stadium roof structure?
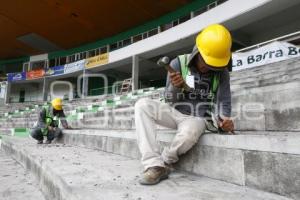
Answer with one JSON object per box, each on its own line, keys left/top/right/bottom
{"left": 0, "top": 0, "right": 201, "bottom": 61}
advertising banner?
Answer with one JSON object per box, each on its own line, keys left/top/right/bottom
{"left": 26, "top": 69, "right": 45, "bottom": 80}
{"left": 232, "top": 41, "right": 300, "bottom": 71}
{"left": 7, "top": 72, "right": 26, "bottom": 82}
{"left": 45, "top": 65, "right": 65, "bottom": 76}
{"left": 85, "top": 53, "right": 109, "bottom": 68}
{"left": 64, "top": 60, "right": 85, "bottom": 74}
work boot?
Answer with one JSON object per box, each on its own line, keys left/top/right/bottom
{"left": 37, "top": 140, "right": 43, "bottom": 144}
{"left": 139, "top": 166, "right": 169, "bottom": 185}
{"left": 164, "top": 162, "right": 175, "bottom": 172}
{"left": 45, "top": 140, "right": 52, "bottom": 144}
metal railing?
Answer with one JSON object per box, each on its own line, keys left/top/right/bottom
{"left": 9, "top": 95, "right": 43, "bottom": 103}
{"left": 89, "top": 86, "right": 115, "bottom": 96}
{"left": 48, "top": 0, "right": 227, "bottom": 67}
{"left": 236, "top": 30, "right": 300, "bottom": 53}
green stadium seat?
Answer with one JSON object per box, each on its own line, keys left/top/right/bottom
{"left": 101, "top": 99, "right": 115, "bottom": 107}
{"left": 76, "top": 107, "right": 86, "bottom": 113}
{"left": 13, "top": 128, "right": 29, "bottom": 138}
{"left": 87, "top": 105, "right": 100, "bottom": 112}
{"left": 66, "top": 114, "right": 80, "bottom": 121}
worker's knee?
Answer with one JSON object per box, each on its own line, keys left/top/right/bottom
{"left": 30, "top": 129, "right": 42, "bottom": 139}
{"left": 181, "top": 131, "right": 199, "bottom": 147}
{"left": 135, "top": 98, "right": 151, "bottom": 111}
{"left": 135, "top": 98, "right": 158, "bottom": 115}
{"left": 30, "top": 128, "right": 38, "bottom": 136}
{"left": 180, "top": 119, "right": 206, "bottom": 141}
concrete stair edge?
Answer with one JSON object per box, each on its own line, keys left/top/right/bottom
{"left": 60, "top": 129, "right": 300, "bottom": 199}
{"left": 0, "top": 136, "right": 295, "bottom": 200}
{"left": 62, "top": 129, "right": 300, "bottom": 156}
{"left": 0, "top": 139, "right": 79, "bottom": 200}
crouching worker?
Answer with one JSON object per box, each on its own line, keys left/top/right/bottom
{"left": 135, "top": 24, "right": 234, "bottom": 185}
{"left": 30, "top": 98, "right": 71, "bottom": 144}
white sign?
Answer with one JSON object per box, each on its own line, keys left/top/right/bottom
{"left": 0, "top": 82, "right": 6, "bottom": 99}
{"left": 30, "top": 53, "right": 48, "bottom": 62}
{"left": 232, "top": 41, "right": 300, "bottom": 71}
{"left": 64, "top": 60, "right": 85, "bottom": 74}
{"left": 186, "top": 75, "right": 195, "bottom": 88}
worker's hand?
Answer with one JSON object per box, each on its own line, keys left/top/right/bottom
{"left": 170, "top": 72, "right": 184, "bottom": 88}
{"left": 218, "top": 117, "right": 234, "bottom": 134}
{"left": 48, "top": 126, "right": 54, "bottom": 131}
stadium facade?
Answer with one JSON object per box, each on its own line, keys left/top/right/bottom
{"left": 1, "top": 0, "right": 300, "bottom": 103}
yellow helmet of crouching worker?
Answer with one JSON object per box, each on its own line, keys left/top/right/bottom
{"left": 51, "top": 98, "right": 63, "bottom": 111}
{"left": 196, "top": 24, "right": 232, "bottom": 68}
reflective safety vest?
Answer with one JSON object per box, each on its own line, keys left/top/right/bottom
{"left": 177, "top": 54, "right": 220, "bottom": 105}
{"left": 178, "top": 54, "right": 223, "bottom": 132}
{"left": 41, "top": 106, "right": 59, "bottom": 136}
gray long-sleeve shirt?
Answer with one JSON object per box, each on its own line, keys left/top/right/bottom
{"left": 36, "top": 107, "right": 68, "bottom": 129}
{"left": 164, "top": 57, "right": 232, "bottom": 118}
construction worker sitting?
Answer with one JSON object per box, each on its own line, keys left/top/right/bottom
{"left": 135, "top": 24, "right": 234, "bottom": 185}
{"left": 30, "top": 98, "right": 71, "bottom": 144}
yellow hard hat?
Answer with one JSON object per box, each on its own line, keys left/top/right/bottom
{"left": 51, "top": 98, "right": 63, "bottom": 111}
{"left": 196, "top": 24, "right": 232, "bottom": 67}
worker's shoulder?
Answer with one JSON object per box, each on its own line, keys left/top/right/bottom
{"left": 217, "top": 68, "right": 230, "bottom": 82}
{"left": 220, "top": 68, "right": 229, "bottom": 75}
{"left": 38, "top": 106, "right": 48, "bottom": 113}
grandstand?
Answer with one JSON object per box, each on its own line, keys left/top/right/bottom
{"left": 0, "top": 0, "right": 300, "bottom": 199}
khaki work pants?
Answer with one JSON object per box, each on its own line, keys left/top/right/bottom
{"left": 135, "top": 98, "right": 206, "bottom": 170}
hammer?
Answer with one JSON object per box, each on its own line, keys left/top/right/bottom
{"left": 157, "top": 56, "right": 192, "bottom": 92}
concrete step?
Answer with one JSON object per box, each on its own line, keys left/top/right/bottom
{"left": 231, "top": 71, "right": 300, "bottom": 90}
{"left": 230, "top": 62, "right": 300, "bottom": 84}
{"left": 0, "top": 122, "right": 35, "bottom": 129}
{"left": 4, "top": 117, "right": 38, "bottom": 123}
{"left": 3, "top": 93, "right": 298, "bottom": 132}
{"left": 0, "top": 150, "right": 45, "bottom": 200}
{"left": 231, "top": 80, "right": 300, "bottom": 131}
{"left": 230, "top": 57, "right": 300, "bottom": 81}
{"left": 63, "top": 64, "right": 300, "bottom": 132}
{"left": 70, "top": 96, "right": 300, "bottom": 131}
{"left": 69, "top": 117, "right": 169, "bottom": 130}
{"left": 60, "top": 129, "right": 300, "bottom": 200}
{"left": 0, "top": 128, "right": 13, "bottom": 135}
{"left": 0, "top": 136, "right": 293, "bottom": 200}
{"left": 6, "top": 113, "right": 38, "bottom": 119}
{"left": 2, "top": 86, "right": 300, "bottom": 131}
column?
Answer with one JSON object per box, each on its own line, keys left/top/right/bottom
{"left": 4, "top": 82, "right": 11, "bottom": 104}
{"left": 42, "top": 77, "right": 49, "bottom": 101}
{"left": 82, "top": 69, "right": 89, "bottom": 98}
{"left": 132, "top": 55, "right": 139, "bottom": 91}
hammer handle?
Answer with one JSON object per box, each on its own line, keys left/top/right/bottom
{"left": 164, "top": 65, "right": 191, "bottom": 92}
